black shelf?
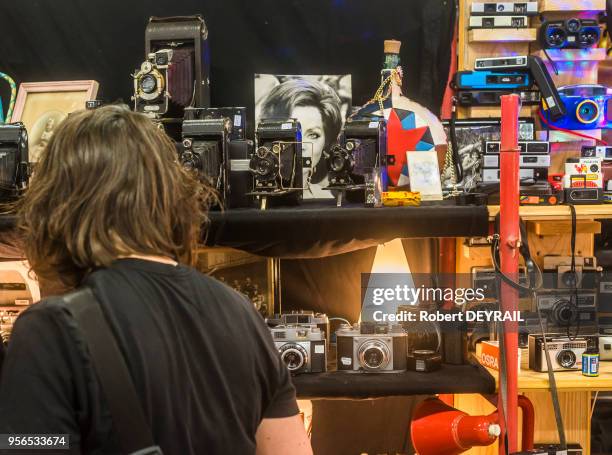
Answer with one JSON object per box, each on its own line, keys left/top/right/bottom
{"left": 292, "top": 363, "right": 495, "bottom": 399}
{"left": 206, "top": 201, "right": 489, "bottom": 258}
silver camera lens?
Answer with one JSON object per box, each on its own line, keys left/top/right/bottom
{"left": 272, "top": 144, "right": 282, "bottom": 154}
{"left": 556, "top": 349, "right": 577, "bottom": 369}
{"left": 279, "top": 344, "right": 308, "bottom": 372}
{"left": 358, "top": 339, "right": 390, "bottom": 370}
{"left": 139, "top": 74, "right": 157, "bottom": 94}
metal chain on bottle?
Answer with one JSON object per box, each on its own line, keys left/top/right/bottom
{"left": 363, "top": 68, "right": 401, "bottom": 113}
{"left": 0, "top": 72, "right": 17, "bottom": 123}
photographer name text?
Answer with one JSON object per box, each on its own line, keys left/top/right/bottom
{"left": 373, "top": 310, "right": 525, "bottom": 323}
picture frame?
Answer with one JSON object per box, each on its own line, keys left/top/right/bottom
{"left": 10, "top": 80, "right": 99, "bottom": 163}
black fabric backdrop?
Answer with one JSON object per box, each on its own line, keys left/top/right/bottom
{"left": 0, "top": 0, "right": 454, "bottom": 132}
{"left": 0, "top": 2, "right": 456, "bottom": 454}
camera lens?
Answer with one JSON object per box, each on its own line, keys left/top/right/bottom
{"left": 566, "top": 19, "right": 581, "bottom": 33}
{"left": 139, "top": 74, "right": 157, "bottom": 94}
{"left": 279, "top": 344, "right": 307, "bottom": 372}
{"left": 580, "top": 29, "right": 599, "bottom": 46}
{"left": 546, "top": 26, "right": 567, "bottom": 48}
{"left": 180, "top": 151, "right": 201, "bottom": 172}
{"left": 156, "top": 53, "right": 169, "bottom": 66}
{"left": 553, "top": 300, "right": 577, "bottom": 325}
{"left": 358, "top": 339, "right": 390, "bottom": 370}
{"left": 576, "top": 100, "right": 600, "bottom": 124}
{"left": 346, "top": 141, "right": 355, "bottom": 151}
{"left": 561, "top": 270, "right": 579, "bottom": 288}
{"left": 331, "top": 154, "right": 347, "bottom": 172}
{"left": 556, "top": 349, "right": 577, "bottom": 369}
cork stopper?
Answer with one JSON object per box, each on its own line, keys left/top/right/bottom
{"left": 384, "top": 40, "right": 401, "bottom": 55}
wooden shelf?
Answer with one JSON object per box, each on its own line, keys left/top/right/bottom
{"left": 463, "top": 105, "right": 535, "bottom": 119}
{"left": 534, "top": 48, "right": 608, "bottom": 62}
{"left": 540, "top": 0, "right": 606, "bottom": 12}
{"left": 535, "top": 129, "right": 602, "bottom": 143}
{"left": 468, "top": 28, "right": 537, "bottom": 43}
{"left": 483, "top": 361, "right": 612, "bottom": 392}
{"left": 488, "top": 204, "right": 612, "bottom": 221}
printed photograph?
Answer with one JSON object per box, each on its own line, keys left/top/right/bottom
{"left": 255, "top": 74, "right": 352, "bottom": 199}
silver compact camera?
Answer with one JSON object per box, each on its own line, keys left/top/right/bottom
{"left": 531, "top": 290, "right": 598, "bottom": 336}
{"left": 336, "top": 323, "right": 408, "bottom": 372}
{"left": 270, "top": 325, "right": 326, "bottom": 374}
{"left": 528, "top": 334, "right": 589, "bottom": 371}
{"left": 542, "top": 255, "right": 601, "bottom": 289}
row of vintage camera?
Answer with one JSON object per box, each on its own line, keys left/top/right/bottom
{"left": 266, "top": 311, "right": 455, "bottom": 375}
{"left": 177, "top": 107, "right": 384, "bottom": 208}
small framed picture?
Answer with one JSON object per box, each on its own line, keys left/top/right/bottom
{"left": 10, "top": 80, "right": 99, "bottom": 163}
{"left": 406, "top": 151, "right": 443, "bottom": 201}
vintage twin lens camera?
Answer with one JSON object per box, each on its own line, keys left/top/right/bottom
{"left": 542, "top": 256, "right": 601, "bottom": 289}
{"left": 0, "top": 123, "right": 29, "bottom": 201}
{"left": 180, "top": 112, "right": 232, "bottom": 201}
{"left": 270, "top": 325, "right": 326, "bottom": 374}
{"left": 250, "top": 119, "right": 302, "bottom": 206}
{"left": 133, "top": 49, "right": 174, "bottom": 117}
{"left": 528, "top": 334, "right": 589, "bottom": 371}
{"left": 326, "top": 119, "right": 386, "bottom": 188}
{"left": 336, "top": 323, "right": 407, "bottom": 372}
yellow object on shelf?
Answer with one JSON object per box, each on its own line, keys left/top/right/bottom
{"left": 382, "top": 191, "right": 421, "bottom": 207}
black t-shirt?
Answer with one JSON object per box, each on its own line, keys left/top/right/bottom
{"left": 0, "top": 258, "right": 299, "bottom": 454}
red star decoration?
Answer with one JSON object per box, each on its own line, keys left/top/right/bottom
{"left": 386, "top": 109, "right": 428, "bottom": 186}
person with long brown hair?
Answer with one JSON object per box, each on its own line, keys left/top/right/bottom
{"left": 0, "top": 106, "right": 312, "bottom": 455}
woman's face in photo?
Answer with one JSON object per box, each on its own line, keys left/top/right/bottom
{"left": 291, "top": 105, "right": 326, "bottom": 166}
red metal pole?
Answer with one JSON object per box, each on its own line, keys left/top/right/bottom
{"left": 498, "top": 94, "right": 521, "bottom": 454}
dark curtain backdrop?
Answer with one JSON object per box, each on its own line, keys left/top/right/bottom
{"left": 0, "top": 2, "right": 455, "bottom": 454}
{"left": 0, "top": 0, "right": 455, "bottom": 132}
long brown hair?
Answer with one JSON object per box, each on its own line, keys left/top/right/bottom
{"left": 18, "top": 105, "right": 211, "bottom": 287}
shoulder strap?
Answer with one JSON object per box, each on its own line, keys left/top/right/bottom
{"left": 64, "top": 287, "right": 163, "bottom": 455}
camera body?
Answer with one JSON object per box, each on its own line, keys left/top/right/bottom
{"left": 336, "top": 323, "right": 407, "bottom": 372}
{"left": 250, "top": 119, "right": 303, "bottom": 203}
{"left": 542, "top": 255, "right": 600, "bottom": 290}
{"left": 544, "top": 85, "right": 612, "bottom": 131}
{"left": 145, "top": 15, "right": 211, "bottom": 110}
{"left": 133, "top": 49, "right": 174, "bottom": 117}
{"left": 266, "top": 311, "right": 330, "bottom": 343}
{"left": 326, "top": 119, "right": 386, "bottom": 188}
{"left": 270, "top": 325, "right": 326, "bottom": 374}
{"left": 540, "top": 18, "right": 600, "bottom": 49}
{"left": 528, "top": 334, "right": 589, "bottom": 371}
{"left": 532, "top": 290, "right": 598, "bottom": 332}
{"left": 180, "top": 115, "right": 231, "bottom": 202}
{"left": 0, "top": 123, "right": 29, "bottom": 201}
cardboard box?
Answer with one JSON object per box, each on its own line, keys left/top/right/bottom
{"left": 479, "top": 340, "right": 523, "bottom": 371}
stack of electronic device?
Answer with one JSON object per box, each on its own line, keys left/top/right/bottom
{"left": 454, "top": 54, "right": 563, "bottom": 115}
{"left": 481, "top": 139, "right": 562, "bottom": 205}
{"left": 469, "top": 2, "right": 537, "bottom": 30}
{"left": 581, "top": 145, "right": 612, "bottom": 203}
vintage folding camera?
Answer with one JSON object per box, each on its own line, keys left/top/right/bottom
{"left": 540, "top": 18, "right": 600, "bottom": 49}
{"left": 270, "top": 325, "right": 326, "bottom": 374}
{"left": 266, "top": 311, "right": 330, "bottom": 343}
{"left": 144, "top": 15, "right": 211, "bottom": 109}
{"left": 542, "top": 256, "right": 601, "bottom": 290}
{"left": 180, "top": 115, "right": 231, "bottom": 202}
{"left": 528, "top": 290, "right": 598, "bottom": 336}
{"left": 336, "top": 322, "right": 407, "bottom": 372}
{"left": 249, "top": 119, "right": 302, "bottom": 207}
{"left": 133, "top": 49, "right": 175, "bottom": 118}
{"left": 528, "top": 334, "right": 589, "bottom": 371}
{"left": 325, "top": 118, "right": 386, "bottom": 188}
{"left": 0, "top": 123, "right": 29, "bottom": 202}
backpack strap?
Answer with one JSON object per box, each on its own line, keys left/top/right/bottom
{"left": 64, "top": 287, "right": 163, "bottom": 455}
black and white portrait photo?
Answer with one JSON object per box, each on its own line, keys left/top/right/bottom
{"left": 255, "top": 74, "right": 352, "bottom": 199}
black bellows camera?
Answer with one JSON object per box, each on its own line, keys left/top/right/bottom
{"left": 181, "top": 114, "right": 231, "bottom": 200}
{"left": 181, "top": 107, "right": 253, "bottom": 208}
{"left": 0, "top": 123, "right": 29, "bottom": 201}
{"left": 249, "top": 119, "right": 302, "bottom": 207}
{"left": 326, "top": 118, "right": 386, "bottom": 188}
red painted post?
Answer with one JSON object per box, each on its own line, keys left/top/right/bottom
{"left": 499, "top": 94, "right": 521, "bottom": 454}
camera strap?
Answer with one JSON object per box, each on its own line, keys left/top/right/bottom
{"left": 63, "top": 288, "right": 163, "bottom": 455}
